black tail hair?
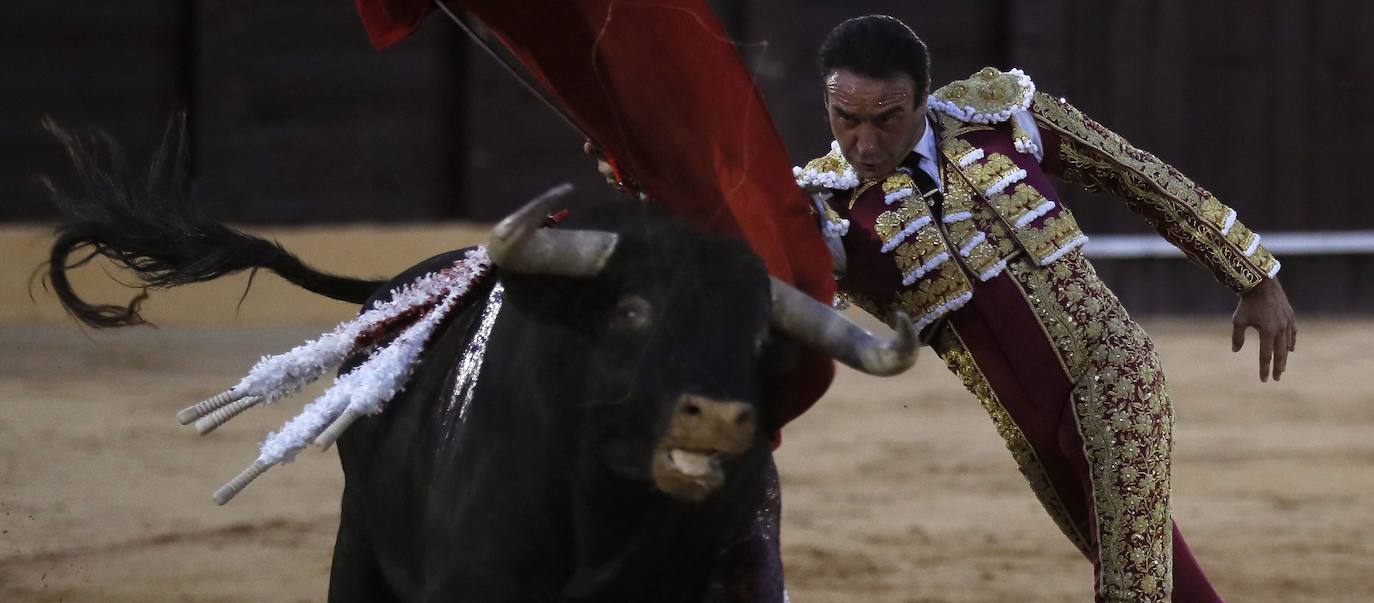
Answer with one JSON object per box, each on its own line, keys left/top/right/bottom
{"left": 40, "top": 113, "right": 386, "bottom": 328}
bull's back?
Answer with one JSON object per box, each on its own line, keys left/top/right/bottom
{"left": 331, "top": 248, "right": 499, "bottom": 599}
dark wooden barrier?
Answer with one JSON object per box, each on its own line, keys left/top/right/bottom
{"left": 2, "top": 1, "right": 1367, "bottom": 311}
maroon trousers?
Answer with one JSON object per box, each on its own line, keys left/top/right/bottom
{"left": 939, "top": 262, "right": 1224, "bottom": 602}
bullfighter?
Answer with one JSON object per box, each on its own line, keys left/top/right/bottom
{"left": 791, "top": 15, "right": 1297, "bottom": 602}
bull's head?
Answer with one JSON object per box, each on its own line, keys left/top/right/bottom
{"left": 490, "top": 185, "right": 915, "bottom": 503}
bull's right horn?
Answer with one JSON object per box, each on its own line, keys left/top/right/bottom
{"left": 488, "top": 183, "right": 619, "bottom": 277}
{"left": 769, "top": 277, "right": 917, "bottom": 376}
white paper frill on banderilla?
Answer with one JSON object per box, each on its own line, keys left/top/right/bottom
{"left": 174, "top": 246, "right": 493, "bottom": 505}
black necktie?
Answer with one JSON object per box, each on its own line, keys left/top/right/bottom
{"left": 899, "top": 152, "right": 944, "bottom": 219}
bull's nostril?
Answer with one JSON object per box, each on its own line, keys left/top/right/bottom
{"left": 682, "top": 403, "right": 702, "bottom": 416}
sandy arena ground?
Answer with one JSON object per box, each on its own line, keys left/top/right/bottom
{"left": 0, "top": 224, "right": 1371, "bottom": 602}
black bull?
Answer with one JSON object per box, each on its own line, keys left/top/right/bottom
{"left": 330, "top": 198, "right": 917, "bottom": 601}
{"left": 40, "top": 123, "right": 917, "bottom": 602}
{"left": 335, "top": 205, "right": 778, "bottom": 601}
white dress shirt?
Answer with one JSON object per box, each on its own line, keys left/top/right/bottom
{"left": 825, "top": 111, "right": 1046, "bottom": 276}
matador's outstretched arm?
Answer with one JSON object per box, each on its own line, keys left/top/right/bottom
{"left": 1030, "top": 92, "right": 1297, "bottom": 381}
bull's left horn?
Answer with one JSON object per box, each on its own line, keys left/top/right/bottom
{"left": 488, "top": 183, "right": 619, "bottom": 277}
{"left": 769, "top": 277, "right": 917, "bottom": 376}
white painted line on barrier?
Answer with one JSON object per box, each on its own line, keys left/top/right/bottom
{"left": 1082, "top": 231, "right": 1374, "bottom": 258}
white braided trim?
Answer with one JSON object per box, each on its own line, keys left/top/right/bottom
{"left": 230, "top": 248, "right": 491, "bottom": 405}
{"left": 942, "top": 211, "right": 974, "bottom": 224}
{"left": 913, "top": 291, "right": 974, "bottom": 332}
{"left": 956, "top": 147, "right": 985, "bottom": 167}
{"left": 1013, "top": 200, "right": 1057, "bottom": 229}
{"left": 983, "top": 168, "right": 1028, "bottom": 196}
{"left": 258, "top": 286, "right": 466, "bottom": 466}
{"left": 1038, "top": 234, "right": 1090, "bottom": 266}
{"left": 959, "top": 231, "right": 988, "bottom": 256}
{"left": 1266, "top": 259, "right": 1282, "bottom": 279}
{"left": 1244, "top": 233, "right": 1262, "bottom": 256}
{"left": 822, "top": 217, "right": 850, "bottom": 238}
{"left": 793, "top": 165, "right": 859, "bottom": 191}
{"left": 900, "top": 251, "right": 951, "bottom": 286}
{"left": 926, "top": 69, "right": 1036, "bottom": 124}
{"left": 885, "top": 188, "right": 914, "bottom": 205}
{"left": 793, "top": 141, "right": 859, "bottom": 190}
{"left": 1014, "top": 136, "right": 1041, "bottom": 156}
{"left": 1220, "top": 208, "right": 1238, "bottom": 235}
{"left": 880, "top": 215, "right": 933, "bottom": 253}
{"left": 978, "top": 258, "right": 1010, "bottom": 282}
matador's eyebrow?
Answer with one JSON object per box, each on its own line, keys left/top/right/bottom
{"left": 829, "top": 105, "right": 904, "bottom": 123}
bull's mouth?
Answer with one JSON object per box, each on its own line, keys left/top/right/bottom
{"left": 649, "top": 395, "right": 757, "bottom": 502}
{"left": 651, "top": 446, "right": 730, "bottom": 502}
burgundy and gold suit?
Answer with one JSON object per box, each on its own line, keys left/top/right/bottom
{"left": 796, "top": 67, "right": 1280, "bottom": 602}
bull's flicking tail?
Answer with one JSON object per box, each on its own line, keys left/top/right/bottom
{"left": 41, "top": 114, "right": 385, "bottom": 328}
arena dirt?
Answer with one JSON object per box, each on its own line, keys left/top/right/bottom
{"left": 1, "top": 225, "right": 1369, "bottom": 602}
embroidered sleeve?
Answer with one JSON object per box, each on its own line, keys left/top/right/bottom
{"left": 1030, "top": 92, "right": 1280, "bottom": 293}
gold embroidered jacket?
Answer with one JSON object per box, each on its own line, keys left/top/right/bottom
{"left": 794, "top": 67, "right": 1280, "bottom": 333}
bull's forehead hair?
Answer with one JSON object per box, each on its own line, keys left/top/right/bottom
{"left": 562, "top": 204, "right": 754, "bottom": 255}
{"left": 558, "top": 203, "right": 767, "bottom": 289}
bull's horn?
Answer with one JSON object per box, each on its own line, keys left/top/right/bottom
{"left": 769, "top": 277, "right": 917, "bottom": 376}
{"left": 488, "top": 183, "right": 619, "bottom": 277}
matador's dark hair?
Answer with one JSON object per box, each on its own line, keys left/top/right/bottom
{"left": 818, "top": 15, "right": 932, "bottom": 97}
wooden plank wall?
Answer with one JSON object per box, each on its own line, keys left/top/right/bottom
{"left": 191, "top": 2, "right": 463, "bottom": 223}
{"left": 1, "top": 1, "right": 1367, "bottom": 312}
{"left": 0, "top": 3, "right": 186, "bottom": 221}
{"left": 1, "top": 2, "right": 465, "bottom": 224}
{"left": 1002, "top": 1, "right": 1373, "bottom": 313}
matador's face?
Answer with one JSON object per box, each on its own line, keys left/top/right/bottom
{"left": 824, "top": 69, "right": 926, "bottom": 181}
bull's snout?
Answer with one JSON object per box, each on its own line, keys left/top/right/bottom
{"left": 651, "top": 395, "right": 759, "bottom": 502}
{"left": 672, "top": 397, "right": 756, "bottom": 451}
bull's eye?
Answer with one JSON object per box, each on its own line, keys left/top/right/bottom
{"left": 611, "top": 295, "right": 653, "bottom": 330}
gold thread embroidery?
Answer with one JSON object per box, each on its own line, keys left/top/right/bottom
{"left": 1032, "top": 91, "right": 1277, "bottom": 291}
{"left": 873, "top": 172, "right": 929, "bottom": 241}
{"left": 942, "top": 138, "right": 976, "bottom": 161}
{"left": 991, "top": 183, "right": 1047, "bottom": 224}
{"left": 942, "top": 155, "right": 1024, "bottom": 259}
{"left": 1019, "top": 213, "right": 1085, "bottom": 262}
{"left": 962, "top": 153, "right": 1021, "bottom": 193}
{"left": 931, "top": 66, "right": 1032, "bottom": 120}
{"left": 847, "top": 179, "right": 880, "bottom": 210}
{"left": 941, "top": 170, "right": 977, "bottom": 217}
{"left": 1023, "top": 253, "right": 1176, "bottom": 601}
{"left": 895, "top": 264, "right": 970, "bottom": 312}
{"left": 931, "top": 325, "right": 1091, "bottom": 557}
{"left": 935, "top": 111, "right": 996, "bottom": 140}
{"left": 893, "top": 229, "right": 947, "bottom": 273}
{"left": 1006, "top": 260, "right": 1086, "bottom": 380}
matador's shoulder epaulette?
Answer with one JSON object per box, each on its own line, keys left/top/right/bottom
{"left": 929, "top": 66, "right": 1035, "bottom": 125}
{"left": 793, "top": 140, "right": 860, "bottom": 192}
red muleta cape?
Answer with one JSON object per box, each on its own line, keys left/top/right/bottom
{"left": 356, "top": 0, "right": 836, "bottom": 431}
